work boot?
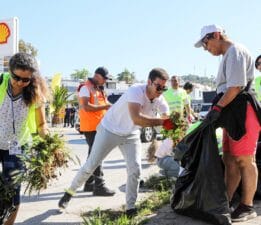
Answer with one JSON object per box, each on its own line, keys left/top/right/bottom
{"left": 231, "top": 203, "right": 257, "bottom": 222}
{"left": 93, "top": 186, "right": 115, "bottom": 196}
{"left": 58, "top": 192, "right": 72, "bottom": 209}
{"left": 83, "top": 182, "right": 94, "bottom": 192}
{"left": 125, "top": 208, "right": 138, "bottom": 218}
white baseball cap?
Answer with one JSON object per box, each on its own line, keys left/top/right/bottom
{"left": 194, "top": 24, "right": 225, "bottom": 48}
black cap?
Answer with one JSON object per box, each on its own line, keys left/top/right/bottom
{"left": 95, "top": 67, "right": 109, "bottom": 79}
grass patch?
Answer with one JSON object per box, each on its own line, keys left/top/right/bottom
{"left": 82, "top": 175, "right": 175, "bottom": 225}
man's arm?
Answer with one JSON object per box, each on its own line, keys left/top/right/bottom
{"left": 128, "top": 102, "right": 165, "bottom": 127}
{"left": 80, "top": 97, "right": 110, "bottom": 112}
{"left": 216, "top": 86, "right": 242, "bottom": 107}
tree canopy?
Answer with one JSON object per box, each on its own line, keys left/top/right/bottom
{"left": 19, "top": 39, "right": 38, "bottom": 57}
{"left": 117, "top": 69, "right": 136, "bottom": 84}
{"left": 70, "top": 68, "right": 90, "bottom": 81}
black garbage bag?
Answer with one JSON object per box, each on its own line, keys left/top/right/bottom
{"left": 171, "top": 122, "right": 231, "bottom": 225}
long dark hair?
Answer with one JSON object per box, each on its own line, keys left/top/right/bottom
{"left": 9, "top": 53, "right": 49, "bottom": 106}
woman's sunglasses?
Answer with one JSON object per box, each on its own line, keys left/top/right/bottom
{"left": 11, "top": 72, "right": 32, "bottom": 83}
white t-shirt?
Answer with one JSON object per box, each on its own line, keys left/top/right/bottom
{"left": 216, "top": 43, "right": 254, "bottom": 94}
{"left": 155, "top": 138, "right": 174, "bottom": 158}
{"left": 79, "top": 86, "right": 90, "bottom": 98}
{"left": 0, "top": 83, "right": 29, "bottom": 150}
{"left": 101, "top": 84, "right": 169, "bottom": 136}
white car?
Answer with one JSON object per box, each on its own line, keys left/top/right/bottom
{"left": 199, "top": 103, "right": 212, "bottom": 120}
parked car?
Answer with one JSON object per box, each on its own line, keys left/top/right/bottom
{"left": 199, "top": 103, "right": 211, "bottom": 120}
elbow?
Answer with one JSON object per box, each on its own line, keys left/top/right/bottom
{"left": 132, "top": 117, "right": 142, "bottom": 126}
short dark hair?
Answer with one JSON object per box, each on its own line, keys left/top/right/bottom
{"left": 9, "top": 52, "right": 38, "bottom": 74}
{"left": 148, "top": 68, "right": 169, "bottom": 82}
{"left": 183, "top": 81, "right": 193, "bottom": 90}
{"left": 255, "top": 55, "right": 261, "bottom": 69}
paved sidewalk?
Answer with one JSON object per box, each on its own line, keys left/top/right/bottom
{"left": 145, "top": 202, "right": 261, "bottom": 225}
{"left": 15, "top": 127, "right": 158, "bottom": 225}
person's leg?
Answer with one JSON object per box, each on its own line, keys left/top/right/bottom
{"left": 119, "top": 133, "right": 141, "bottom": 211}
{"left": 2, "top": 151, "right": 24, "bottom": 225}
{"left": 83, "top": 131, "right": 97, "bottom": 190}
{"left": 157, "top": 156, "right": 180, "bottom": 178}
{"left": 226, "top": 104, "right": 260, "bottom": 222}
{"left": 223, "top": 152, "right": 241, "bottom": 202}
{"left": 59, "top": 125, "right": 120, "bottom": 208}
{"left": 236, "top": 155, "right": 258, "bottom": 205}
{"left": 70, "top": 125, "right": 120, "bottom": 191}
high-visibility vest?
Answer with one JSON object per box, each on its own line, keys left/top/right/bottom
{"left": 254, "top": 76, "right": 261, "bottom": 102}
{"left": 163, "top": 88, "right": 187, "bottom": 115}
{"left": 79, "top": 80, "right": 107, "bottom": 131}
{"left": 0, "top": 73, "right": 36, "bottom": 146}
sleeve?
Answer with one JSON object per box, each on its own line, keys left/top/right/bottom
{"left": 126, "top": 86, "right": 144, "bottom": 105}
{"left": 79, "top": 86, "right": 90, "bottom": 98}
{"left": 225, "top": 48, "right": 247, "bottom": 88}
{"left": 157, "top": 96, "right": 170, "bottom": 115}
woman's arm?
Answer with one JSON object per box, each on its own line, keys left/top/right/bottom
{"left": 35, "top": 104, "right": 49, "bottom": 137}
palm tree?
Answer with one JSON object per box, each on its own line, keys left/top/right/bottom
{"left": 117, "top": 69, "right": 136, "bottom": 84}
{"left": 51, "top": 86, "right": 72, "bottom": 126}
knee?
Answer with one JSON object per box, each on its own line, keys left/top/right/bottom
{"left": 128, "top": 166, "right": 141, "bottom": 178}
{"left": 235, "top": 156, "right": 256, "bottom": 169}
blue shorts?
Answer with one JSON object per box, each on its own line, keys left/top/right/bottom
{"left": 0, "top": 149, "right": 25, "bottom": 205}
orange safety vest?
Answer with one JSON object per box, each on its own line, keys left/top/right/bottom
{"left": 79, "top": 80, "right": 107, "bottom": 131}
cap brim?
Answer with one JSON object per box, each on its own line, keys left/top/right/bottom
{"left": 194, "top": 39, "right": 203, "bottom": 48}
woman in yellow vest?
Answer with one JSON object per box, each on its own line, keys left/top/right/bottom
{"left": 0, "top": 53, "right": 49, "bottom": 225}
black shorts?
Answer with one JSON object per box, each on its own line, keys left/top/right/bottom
{"left": 0, "top": 149, "right": 25, "bottom": 205}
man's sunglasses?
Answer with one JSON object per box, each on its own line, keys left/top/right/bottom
{"left": 152, "top": 82, "right": 168, "bottom": 92}
{"left": 11, "top": 72, "right": 32, "bottom": 83}
{"left": 201, "top": 33, "right": 214, "bottom": 48}
{"left": 256, "top": 62, "right": 261, "bottom": 67}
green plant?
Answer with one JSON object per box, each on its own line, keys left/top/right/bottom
{"left": 82, "top": 176, "right": 173, "bottom": 225}
{"left": 51, "top": 86, "right": 72, "bottom": 125}
{"left": 161, "top": 111, "right": 189, "bottom": 147}
{"left": 16, "top": 133, "right": 78, "bottom": 195}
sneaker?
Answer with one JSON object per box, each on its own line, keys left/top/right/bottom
{"left": 58, "top": 192, "right": 72, "bottom": 209}
{"left": 83, "top": 182, "right": 94, "bottom": 192}
{"left": 93, "top": 186, "right": 115, "bottom": 196}
{"left": 231, "top": 203, "right": 257, "bottom": 222}
{"left": 125, "top": 208, "right": 138, "bottom": 218}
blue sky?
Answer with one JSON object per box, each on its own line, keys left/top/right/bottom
{"left": 2, "top": 0, "right": 261, "bottom": 80}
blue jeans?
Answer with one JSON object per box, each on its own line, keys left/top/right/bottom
{"left": 157, "top": 156, "right": 180, "bottom": 178}
{"left": 0, "top": 150, "right": 25, "bottom": 205}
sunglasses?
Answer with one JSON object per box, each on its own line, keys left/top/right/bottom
{"left": 201, "top": 33, "right": 214, "bottom": 48}
{"left": 256, "top": 62, "right": 261, "bottom": 67}
{"left": 152, "top": 82, "right": 168, "bottom": 92}
{"left": 11, "top": 72, "right": 32, "bottom": 83}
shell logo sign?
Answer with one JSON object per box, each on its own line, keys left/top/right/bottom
{"left": 0, "top": 23, "right": 11, "bottom": 44}
{"left": 0, "top": 17, "right": 19, "bottom": 58}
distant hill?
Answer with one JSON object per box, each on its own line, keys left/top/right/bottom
{"left": 180, "top": 74, "right": 215, "bottom": 88}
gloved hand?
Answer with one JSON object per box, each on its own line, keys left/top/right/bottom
{"left": 205, "top": 104, "right": 223, "bottom": 124}
{"left": 162, "top": 118, "right": 175, "bottom": 130}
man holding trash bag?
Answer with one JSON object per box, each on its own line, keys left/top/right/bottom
{"left": 195, "top": 24, "right": 261, "bottom": 222}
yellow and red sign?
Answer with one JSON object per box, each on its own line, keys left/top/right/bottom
{"left": 0, "top": 23, "right": 10, "bottom": 44}
{"left": 0, "top": 17, "right": 19, "bottom": 58}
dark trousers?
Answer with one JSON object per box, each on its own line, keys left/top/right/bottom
{"left": 70, "top": 115, "right": 75, "bottom": 127}
{"left": 83, "top": 131, "right": 104, "bottom": 187}
{"left": 64, "top": 116, "right": 70, "bottom": 127}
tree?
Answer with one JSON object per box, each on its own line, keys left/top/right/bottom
{"left": 70, "top": 68, "right": 89, "bottom": 81}
{"left": 19, "top": 39, "right": 38, "bottom": 57}
{"left": 117, "top": 69, "right": 136, "bottom": 84}
{"left": 51, "top": 86, "right": 72, "bottom": 125}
